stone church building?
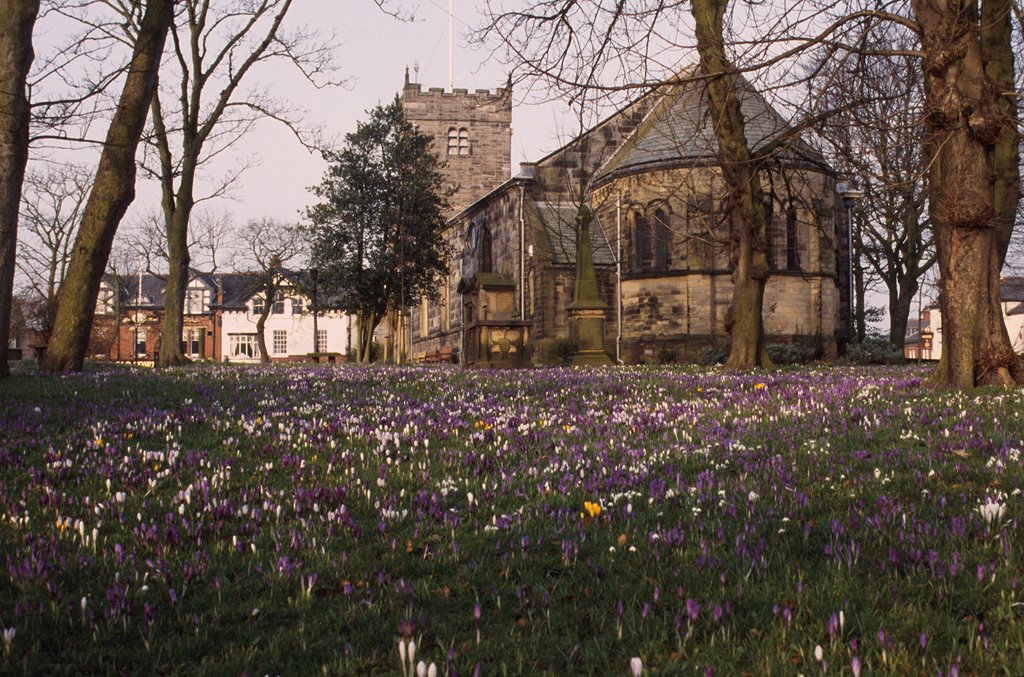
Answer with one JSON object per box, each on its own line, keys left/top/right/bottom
{"left": 403, "top": 70, "right": 850, "bottom": 366}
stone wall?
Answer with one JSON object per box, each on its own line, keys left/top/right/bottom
{"left": 401, "top": 79, "right": 512, "bottom": 217}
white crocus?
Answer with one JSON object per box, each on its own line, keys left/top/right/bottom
{"left": 978, "top": 498, "right": 1006, "bottom": 525}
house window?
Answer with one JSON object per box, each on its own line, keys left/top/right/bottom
{"left": 292, "top": 297, "right": 304, "bottom": 315}
{"left": 229, "top": 333, "right": 259, "bottom": 359}
{"left": 272, "top": 294, "right": 285, "bottom": 315}
{"left": 182, "top": 328, "right": 203, "bottom": 357}
{"left": 97, "top": 286, "right": 115, "bottom": 315}
{"left": 273, "top": 329, "right": 287, "bottom": 355}
{"left": 184, "top": 287, "right": 207, "bottom": 314}
{"left": 786, "top": 204, "right": 800, "bottom": 271}
{"left": 135, "top": 329, "right": 147, "bottom": 357}
{"left": 252, "top": 297, "right": 264, "bottom": 316}
{"left": 316, "top": 329, "right": 327, "bottom": 353}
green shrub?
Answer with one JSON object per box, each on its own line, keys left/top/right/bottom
{"left": 546, "top": 337, "right": 575, "bottom": 363}
{"left": 698, "top": 346, "right": 727, "bottom": 366}
{"left": 656, "top": 346, "right": 678, "bottom": 364}
{"left": 848, "top": 338, "right": 904, "bottom": 365}
{"left": 767, "top": 342, "right": 815, "bottom": 365}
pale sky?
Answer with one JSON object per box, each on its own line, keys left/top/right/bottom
{"left": 25, "top": 1, "right": 570, "bottom": 251}
{"left": 148, "top": 1, "right": 568, "bottom": 229}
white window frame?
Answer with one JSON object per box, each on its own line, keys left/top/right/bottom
{"left": 229, "top": 333, "right": 259, "bottom": 360}
{"left": 183, "top": 327, "right": 203, "bottom": 357}
{"left": 135, "top": 328, "right": 147, "bottom": 357}
{"left": 316, "top": 329, "right": 327, "bottom": 353}
{"left": 184, "top": 286, "right": 208, "bottom": 314}
{"left": 273, "top": 329, "right": 288, "bottom": 355}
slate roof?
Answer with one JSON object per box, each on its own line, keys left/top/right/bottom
{"left": 595, "top": 68, "right": 826, "bottom": 182}
{"left": 120, "top": 273, "right": 168, "bottom": 307}
{"left": 531, "top": 202, "right": 616, "bottom": 267}
{"left": 1001, "top": 277, "right": 1024, "bottom": 302}
{"left": 216, "top": 272, "right": 265, "bottom": 309}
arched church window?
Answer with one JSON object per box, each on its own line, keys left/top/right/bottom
{"left": 458, "top": 128, "right": 471, "bottom": 156}
{"left": 447, "top": 128, "right": 459, "bottom": 155}
{"left": 764, "top": 198, "right": 776, "bottom": 270}
{"left": 634, "top": 212, "right": 651, "bottom": 272}
{"left": 786, "top": 203, "right": 800, "bottom": 271}
{"left": 479, "top": 226, "right": 493, "bottom": 273}
{"left": 653, "top": 209, "right": 671, "bottom": 271}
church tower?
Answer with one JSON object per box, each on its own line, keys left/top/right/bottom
{"left": 401, "top": 69, "right": 513, "bottom": 217}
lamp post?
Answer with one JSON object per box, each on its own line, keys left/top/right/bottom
{"left": 837, "top": 182, "right": 863, "bottom": 340}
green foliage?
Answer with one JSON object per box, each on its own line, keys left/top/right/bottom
{"left": 2, "top": 365, "right": 1023, "bottom": 674}
{"left": 545, "top": 337, "right": 575, "bottom": 363}
{"left": 766, "top": 342, "right": 815, "bottom": 365}
{"left": 847, "top": 338, "right": 905, "bottom": 365}
{"left": 697, "top": 346, "right": 727, "bottom": 365}
{"left": 304, "top": 97, "right": 452, "bottom": 339}
{"left": 656, "top": 346, "right": 679, "bottom": 364}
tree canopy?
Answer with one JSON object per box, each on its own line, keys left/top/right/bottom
{"left": 305, "top": 97, "right": 451, "bottom": 362}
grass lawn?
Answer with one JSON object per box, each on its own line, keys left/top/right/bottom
{"left": 0, "top": 363, "right": 1021, "bottom": 675}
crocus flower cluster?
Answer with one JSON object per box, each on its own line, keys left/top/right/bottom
{"left": 0, "top": 363, "right": 1020, "bottom": 673}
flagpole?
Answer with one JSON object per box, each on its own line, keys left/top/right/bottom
{"left": 448, "top": 0, "right": 453, "bottom": 89}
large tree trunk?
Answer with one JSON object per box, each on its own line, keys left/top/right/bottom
{"left": 153, "top": 88, "right": 194, "bottom": 368}
{"left": 158, "top": 195, "right": 193, "bottom": 367}
{"left": 691, "top": 0, "right": 771, "bottom": 369}
{"left": 355, "top": 308, "right": 381, "bottom": 363}
{"left": 0, "top": 0, "right": 41, "bottom": 379}
{"left": 255, "top": 292, "right": 272, "bottom": 364}
{"left": 888, "top": 280, "right": 917, "bottom": 350}
{"left": 913, "top": 0, "right": 1021, "bottom": 387}
{"left": 41, "top": 0, "right": 174, "bottom": 373}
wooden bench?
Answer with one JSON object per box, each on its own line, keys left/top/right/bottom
{"left": 307, "top": 352, "right": 342, "bottom": 364}
{"left": 419, "top": 346, "right": 454, "bottom": 364}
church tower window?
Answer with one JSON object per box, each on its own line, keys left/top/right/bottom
{"left": 447, "top": 127, "right": 470, "bottom": 156}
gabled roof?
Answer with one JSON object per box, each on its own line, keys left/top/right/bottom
{"left": 216, "top": 272, "right": 265, "bottom": 309}
{"left": 594, "top": 67, "right": 826, "bottom": 182}
{"left": 121, "top": 273, "right": 167, "bottom": 307}
{"left": 531, "top": 201, "right": 615, "bottom": 267}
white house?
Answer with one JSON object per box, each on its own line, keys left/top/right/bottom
{"left": 906, "top": 277, "right": 1024, "bottom": 360}
{"left": 218, "top": 273, "right": 351, "bottom": 362}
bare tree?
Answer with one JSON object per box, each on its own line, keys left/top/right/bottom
{"left": 912, "top": 0, "right": 1021, "bottom": 386}
{"left": 15, "top": 163, "right": 92, "bottom": 337}
{"left": 0, "top": 0, "right": 41, "bottom": 378}
{"left": 122, "top": 206, "right": 234, "bottom": 273}
{"left": 690, "top": 0, "right": 774, "bottom": 368}
{"left": 42, "top": 0, "right": 175, "bottom": 373}
{"left": 136, "top": 0, "right": 337, "bottom": 367}
{"left": 810, "top": 36, "right": 935, "bottom": 350}
{"left": 231, "top": 217, "right": 305, "bottom": 363}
